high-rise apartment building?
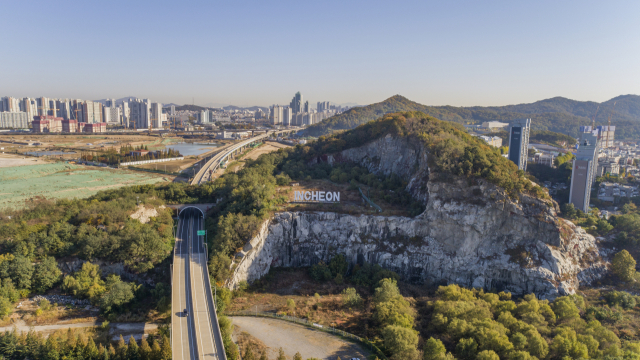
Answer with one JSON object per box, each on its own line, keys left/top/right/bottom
{"left": 199, "top": 110, "right": 209, "bottom": 124}
{"left": 129, "top": 99, "right": 150, "bottom": 129}
{"left": 0, "top": 112, "right": 29, "bottom": 128}
{"left": 122, "top": 102, "right": 130, "bottom": 127}
{"left": 1, "top": 97, "right": 20, "bottom": 112}
{"left": 290, "top": 92, "right": 304, "bottom": 114}
{"left": 317, "top": 101, "right": 330, "bottom": 112}
{"left": 103, "top": 107, "right": 112, "bottom": 124}
{"left": 105, "top": 98, "right": 115, "bottom": 108}
{"left": 150, "top": 102, "right": 163, "bottom": 128}
{"left": 71, "top": 100, "right": 84, "bottom": 122}
{"left": 507, "top": 118, "right": 531, "bottom": 170}
{"left": 20, "top": 98, "right": 37, "bottom": 120}
{"left": 283, "top": 107, "right": 292, "bottom": 126}
{"left": 56, "top": 100, "right": 71, "bottom": 120}
{"left": 569, "top": 134, "right": 599, "bottom": 212}
{"left": 271, "top": 105, "right": 284, "bottom": 125}
{"left": 83, "top": 101, "right": 102, "bottom": 123}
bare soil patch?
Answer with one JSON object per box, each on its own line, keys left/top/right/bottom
{"left": 231, "top": 316, "right": 368, "bottom": 360}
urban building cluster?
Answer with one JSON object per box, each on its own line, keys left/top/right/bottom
{"left": 0, "top": 96, "right": 167, "bottom": 132}
{"left": 268, "top": 92, "right": 344, "bottom": 126}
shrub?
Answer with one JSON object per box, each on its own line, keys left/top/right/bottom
{"left": 341, "top": 288, "right": 362, "bottom": 308}
{"left": 612, "top": 250, "right": 637, "bottom": 281}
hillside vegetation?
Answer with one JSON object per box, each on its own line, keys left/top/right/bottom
{"left": 206, "top": 111, "right": 547, "bottom": 286}
{"left": 304, "top": 95, "right": 640, "bottom": 140}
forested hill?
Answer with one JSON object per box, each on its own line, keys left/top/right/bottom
{"left": 303, "top": 95, "right": 640, "bottom": 140}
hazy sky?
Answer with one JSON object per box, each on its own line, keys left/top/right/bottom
{"left": 1, "top": 0, "right": 638, "bottom": 107}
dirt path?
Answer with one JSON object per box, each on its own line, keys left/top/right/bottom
{"left": 0, "top": 320, "right": 158, "bottom": 340}
{"left": 0, "top": 153, "right": 49, "bottom": 168}
{"left": 230, "top": 316, "right": 368, "bottom": 360}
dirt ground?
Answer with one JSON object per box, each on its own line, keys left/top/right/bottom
{"left": 136, "top": 157, "right": 198, "bottom": 173}
{"left": 229, "top": 269, "right": 374, "bottom": 338}
{"left": 243, "top": 141, "right": 290, "bottom": 161}
{"left": 0, "top": 153, "right": 50, "bottom": 167}
{"left": 231, "top": 316, "right": 368, "bottom": 360}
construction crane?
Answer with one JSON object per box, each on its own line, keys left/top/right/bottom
{"left": 604, "top": 102, "right": 616, "bottom": 148}
{"left": 591, "top": 105, "right": 599, "bottom": 129}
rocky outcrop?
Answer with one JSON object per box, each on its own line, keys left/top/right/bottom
{"left": 227, "top": 134, "right": 606, "bottom": 298}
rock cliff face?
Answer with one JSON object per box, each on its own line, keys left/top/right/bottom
{"left": 227, "top": 135, "right": 606, "bottom": 298}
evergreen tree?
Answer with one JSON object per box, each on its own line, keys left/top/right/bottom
{"left": 116, "top": 335, "right": 127, "bottom": 360}
{"left": 277, "top": 347, "right": 286, "bottom": 360}
{"left": 259, "top": 350, "right": 268, "bottom": 360}
{"left": 160, "top": 335, "right": 171, "bottom": 360}
{"left": 84, "top": 337, "right": 100, "bottom": 359}
{"left": 293, "top": 351, "right": 303, "bottom": 360}
{"left": 127, "top": 336, "right": 141, "bottom": 360}
{"left": 139, "top": 337, "right": 152, "bottom": 360}
{"left": 151, "top": 341, "right": 162, "bottom": 360}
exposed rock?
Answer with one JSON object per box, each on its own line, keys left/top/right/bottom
{"left": 130, "top": 204, "right": 165, "bottom": 224}
{"left": 227, "top": 134, "right": 607, "bottom": 299}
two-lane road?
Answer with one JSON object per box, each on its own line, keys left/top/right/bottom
{"left": 172, "top": 209, "right": 226, "bottom": 360}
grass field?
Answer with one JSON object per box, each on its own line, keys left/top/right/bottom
{"left": 0, "top": 162, "right": 169, "bottom": 210}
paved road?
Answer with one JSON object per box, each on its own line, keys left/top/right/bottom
{"left": 172, "top": 214, "right": 198, "bottom": 359}
{"left": 172, "top": 209, "right": 227, "bottom": 360}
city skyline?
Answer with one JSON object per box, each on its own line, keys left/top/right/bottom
{"left": 1, "top": 1, "right": 639, "bottom": 107}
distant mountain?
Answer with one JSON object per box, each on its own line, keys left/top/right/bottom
{"left": 94, "top": 96, "right": 138, "bottom": 105}
{"left": 303, "top": 95, "right": 640, "bottom": 140}
{"left": 222, "top": 105, "right": 268, "bottom": 112}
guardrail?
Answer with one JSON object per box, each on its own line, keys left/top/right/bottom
{"left": 119, "top": 157, "right": 184, "bottom": 166}
{"left": 202, "top": 244, "right": 228, "bottom": 360}
{"left": 225, "top": 311, "right": 388, "bottom": 360}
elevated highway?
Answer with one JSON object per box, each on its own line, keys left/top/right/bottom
{"left": 191, "top": 129, "right": 298, "bottom": 185}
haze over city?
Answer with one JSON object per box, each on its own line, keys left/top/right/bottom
{"left": 2, "top": 0, "right": 639, "bottom": 107}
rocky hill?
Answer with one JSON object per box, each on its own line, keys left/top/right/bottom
{"left": 304, "top": 94, "right": 640, "bottom": 139}
{"left": 225, "top": 113, "right": 606, "bottom": 299}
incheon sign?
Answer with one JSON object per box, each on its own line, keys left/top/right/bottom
{"left": 294, "top": 190, "right": 340, "bottom": 203}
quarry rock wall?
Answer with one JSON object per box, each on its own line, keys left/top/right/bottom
{"left": 227, "top": 135, "right": 606, "bottom": 298}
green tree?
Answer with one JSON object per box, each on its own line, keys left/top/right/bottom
{"left": 32, "top": 257, "right": 62, "bottom": 293}
{"left": 116, "top": 335, "right": 127, "bottom": 360}
{"left": 99, "top": 275, "right": 135, "bottom": 313}
{"left": 328, "top": 254, "right": 348, "bottom": 278}
{"left": 552, "top": 296, "right": 581, "bottom": 321}
{"left": 373, "top": 278, "right": 402, "bottom": 304}
{"left": 139, "top": 337, "right": 152, "bottom": 360}
{"left": 424, "top": 337, "right": 453, "bottom": 360}
{"left": 0, "top": 296, "right": 12, "bottom": 318}
{"left": 286, "top": 299, "right": 296, "bottom": 312}
{"left": 293, "top": 352, "right": 302, "bottom": 360}
{"left": 476, "top": 350, "right": 500, "bottom": 360}
{"left": 341, "top": 287, "right": 362, "bottom": 308}
{"left": 160, "top": 335, "right": 171, "bottom": 360}
{"left": 455, "top": 338, "right": 478, "bottom": 360}
{"left": 127, "top": 336, "right": 141, "bottom": 360}
{"left": 382, "top": 325, "right": 420, "bottom": 360}
{"left": 277, "top": 347, "right": 286, "bottom": 360}
{"left": 9, "top": 255, "right": 34, "bottom": 290}
{"left": 612, "top": 250, "right": 637, "bottom": 281}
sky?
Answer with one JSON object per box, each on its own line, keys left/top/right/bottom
{"left": 1, "top": 0, "right": 639, "bottom": 107}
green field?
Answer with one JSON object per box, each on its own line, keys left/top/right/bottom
{"left": 0, "top": 162, "right": 168, "bottom": 210}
